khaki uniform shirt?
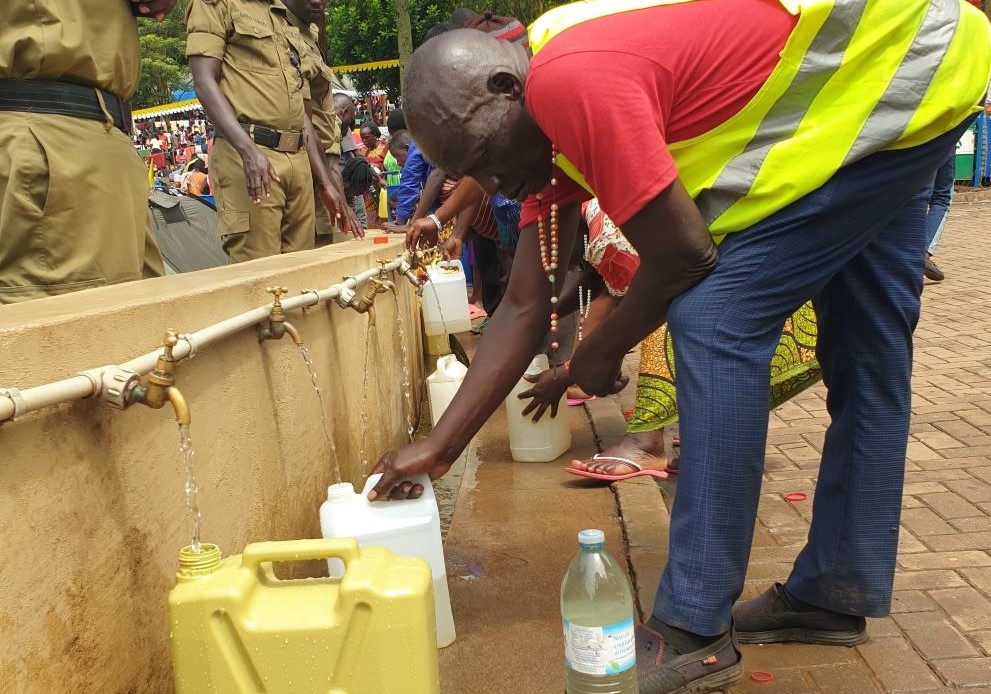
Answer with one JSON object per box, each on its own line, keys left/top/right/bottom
{"left": 0, "top": 0, "right": 140, "bottom": 99}
{"left": 285, "top": 11, "right": 341, "bottom": 156}
{"left": 185, "top": 0, "right": 308, "bottom": 132}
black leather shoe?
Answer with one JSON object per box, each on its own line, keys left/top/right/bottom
{"left": 732, "top": 583, "right": 867, "bottom": 646}
{"left": 924, "top": 256, "right": 945, "bottom": 281}
{"left": 637, "top": 622, "right": 742, "bottom": 693}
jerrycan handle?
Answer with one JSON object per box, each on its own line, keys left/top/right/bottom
{"left": 241, "top": 539, "right": 360, "bottom": 572}
{"left": 437, "top": 354, "right": 468, "bottom": 379}
{"left": 361, "top": 472, "right": 431, "bottom": 498}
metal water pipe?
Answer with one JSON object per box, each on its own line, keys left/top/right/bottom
{"left": 0, "top": 253, "right": 413, "bottom": 425}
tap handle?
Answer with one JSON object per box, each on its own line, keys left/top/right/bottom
{"left": 162, "top": 329, "right": 179, "bottom": 359}
{"left": 266, "top": 286, "right": 288, "bottom": 308}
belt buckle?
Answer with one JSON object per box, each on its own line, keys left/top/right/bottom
{"left": 277, "top": 130, "right": 300, "bottom": 152}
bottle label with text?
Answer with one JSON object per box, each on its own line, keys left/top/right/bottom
{"left": 563, "top": 617, "right": 636, "bottom": 675}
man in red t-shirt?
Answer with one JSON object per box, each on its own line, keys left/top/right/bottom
{"left": 369, "top": 1, "right": 987, "bottom": 691}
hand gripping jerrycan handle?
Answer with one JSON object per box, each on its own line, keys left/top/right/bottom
{"left": 241, "top": 538, "right": 360, "bottom": 573}
{"left": 360, "top": 472, "right": 432, "bottom": 497}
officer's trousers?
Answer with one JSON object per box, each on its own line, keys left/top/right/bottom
{"left": 651, "top": 117, "right": 974, "bottom": 636}
{"left": 211, "top": 137, "right": 315, "bottom": 263}
{"left": 0, "top": 113, "right": 164, "bottom": 304}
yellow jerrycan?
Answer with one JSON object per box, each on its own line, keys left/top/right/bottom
{"left": 169, "top": 539, "right": 440, "bottom": 694}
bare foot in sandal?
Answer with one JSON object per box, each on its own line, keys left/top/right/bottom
{"left": 568, "top": 430, "right": 677, "bottom": 480}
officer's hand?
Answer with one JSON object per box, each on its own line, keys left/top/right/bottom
{"left": 406, "top": 217, "right": 440, "bottom": 251}
{"left": 318, "top": 184, "right": 364, "bottom": 239}
{"left": 367, "top": 439, "right": 455, "bottom": 502}
{"left": 341, "top": 206, "right": 364, "bottom": 239}
{"left": 241, "top": 145, "right": 278, "bottom": 204}
{"left": 130, "top": 0, "right": 178, "bottom": 21}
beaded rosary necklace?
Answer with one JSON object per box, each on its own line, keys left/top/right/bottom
{"left": 536, "top": 147, "right": 562, "bottom": 364}
{"left": 537, "top": 147, "right": 595, "bottom": 371}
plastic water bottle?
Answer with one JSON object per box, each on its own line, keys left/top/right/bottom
{"left": 561, "top": 529, "right": 639, "bottom": 693}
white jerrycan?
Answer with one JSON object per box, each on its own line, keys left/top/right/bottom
{"left": 426, "top": 354, "right": 469, "bottom": 428}
{"left": 504, "top": 354, "right": 572, "bottom": 462}
{"left": 421, "top": 260, "right": 471, "bottom": 336}
{"left": 320, "top": 474, "right": 456, "bottom": 648}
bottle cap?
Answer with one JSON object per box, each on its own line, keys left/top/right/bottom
{"left": 327, "top": 482, "right": 355, "bottom": 502}
{"left": 578, "top": 529, "right": 605, "bottom": 546}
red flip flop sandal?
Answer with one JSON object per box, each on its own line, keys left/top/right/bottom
{"left": 566, "top": 455, "right": 669, "bottom": 482}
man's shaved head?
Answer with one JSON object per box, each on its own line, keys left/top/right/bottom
{"left": 403, "top": 29, "right": 553, "bottom": 201}
{"left": 333, "top": 92, "right": 356, "bottom": 128}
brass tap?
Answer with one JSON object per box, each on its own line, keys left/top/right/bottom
{"left": 258, "top": 286, "right": 303, "bottom": 345}
{"left": 398, "top": 253, "right": 425, "bottom": 296}
{"left": 376, "top": 259, "right": 397, "bottom": 295}
{"left": 125, "top": 330, "right": 192, "bottom": 425}
{"left": 352, "top": 276, "right": 395, "bottom": 327}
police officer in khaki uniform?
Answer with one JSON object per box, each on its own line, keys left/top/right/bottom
{"left": 0, "top": 0, "right": 169, "bottom": 305}
{"left": 186, "top": 0, "right": 358, "bottom": 264}
{"left": 282, "top": 0, "right": 347, "bottom": 245}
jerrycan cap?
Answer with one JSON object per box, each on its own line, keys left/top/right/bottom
{"left": 327, "top": 482, "right": 356, "bottom": 502}
{"left": 578, "top": 529, "right": 605, "bottom": 546}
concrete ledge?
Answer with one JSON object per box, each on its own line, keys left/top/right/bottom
{"left": 583, "top": 393, "right": 671, "bottom": 621}
{"left": 614, "top": 477, "right": 670, "bottom": 621}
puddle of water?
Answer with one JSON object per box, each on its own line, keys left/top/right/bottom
{"left": 178, "top": 423, "right": 203, "bottom": 553}
{"left": 298, "top": 344, "right": 341, "bottom": 484}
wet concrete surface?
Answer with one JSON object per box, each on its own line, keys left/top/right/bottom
{"left": 435, "top": 334, "right": 633, "bottom": 693}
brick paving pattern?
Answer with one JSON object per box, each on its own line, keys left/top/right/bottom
{"left": 622, "top": 202, "right": 991, "bottom": 692}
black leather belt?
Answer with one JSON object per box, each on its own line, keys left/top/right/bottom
{"left": 240, "top": 123, "right": 303, "bottom": 152}
{"left": 0, "top": 79, "right": 132, "bottom": 135}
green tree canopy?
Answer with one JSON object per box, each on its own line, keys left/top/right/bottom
{"left": 134, "top": 0, "right": 192, "bottom": 109}
{"left": 325, "top": 1, "right": 568, "bottom": 97}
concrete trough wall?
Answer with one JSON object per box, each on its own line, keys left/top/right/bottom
{"left": 0, "top": 236, "right": 424, "bottom": 692}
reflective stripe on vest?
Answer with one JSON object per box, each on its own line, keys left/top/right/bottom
{"left": 528, "top": 0, "right": 991, "bottom": 236}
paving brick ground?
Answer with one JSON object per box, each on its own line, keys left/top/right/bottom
{"left": 618, "top": 201, "right": 991, "bottom": 692}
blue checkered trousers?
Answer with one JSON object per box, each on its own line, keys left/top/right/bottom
{"left": 653, "top": 117, "right": 976, "bottom": 636}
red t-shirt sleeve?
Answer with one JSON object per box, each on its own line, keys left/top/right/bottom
{"left": 525, "top": 50, "right": 679, "bottom": 227}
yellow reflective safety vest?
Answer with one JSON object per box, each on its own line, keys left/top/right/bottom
{"left": 528, "top": 0, "right": 991, "bottom": 236}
